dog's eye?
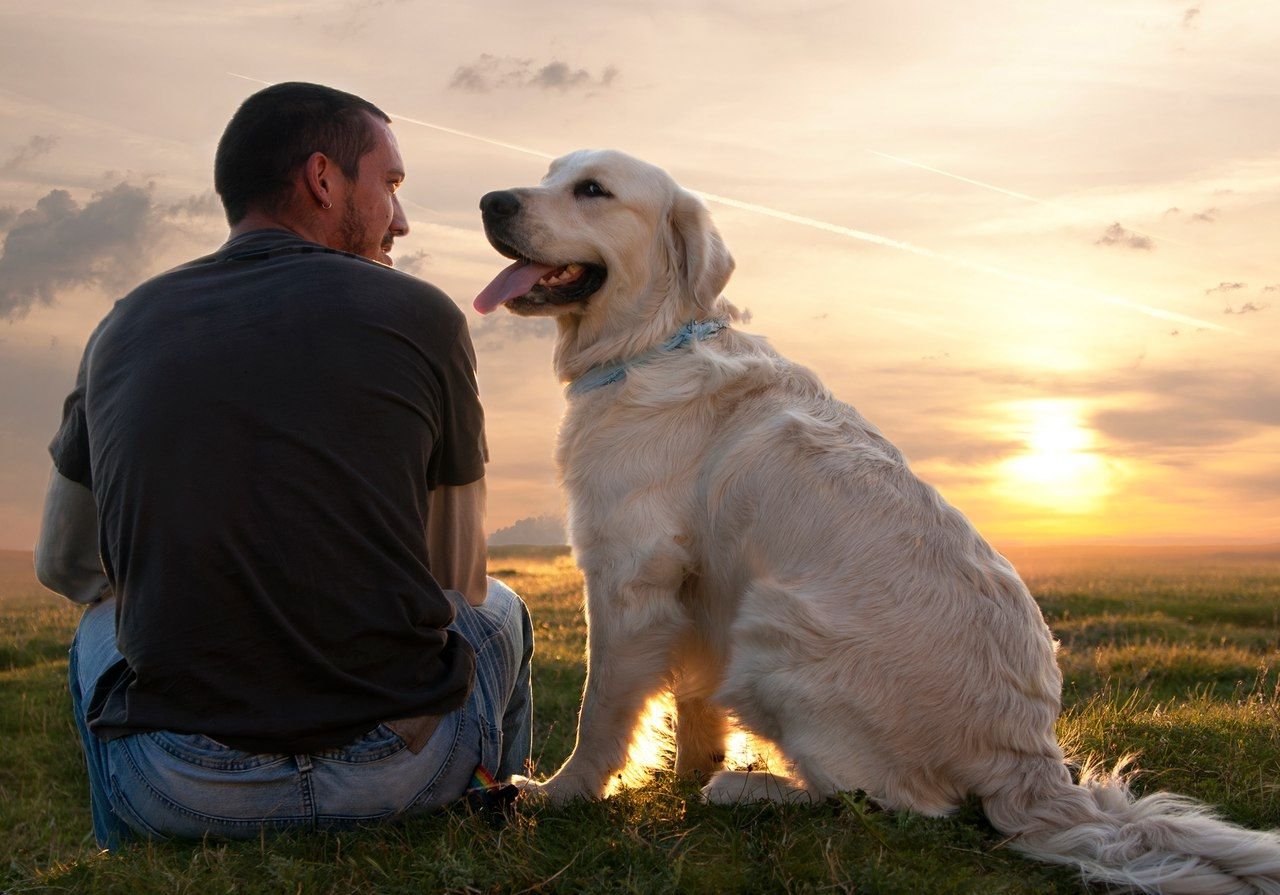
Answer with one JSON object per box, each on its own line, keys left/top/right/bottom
{"left": 573, "top": 180, "right": 612, "bottom": 199}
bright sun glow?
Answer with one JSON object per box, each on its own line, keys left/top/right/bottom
{"left": 995, "top": 399, "right": 1113, "bottom": 514}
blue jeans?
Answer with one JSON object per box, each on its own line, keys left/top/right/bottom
{"left": 69, "top": 578, "right": 533, "bottom": 850}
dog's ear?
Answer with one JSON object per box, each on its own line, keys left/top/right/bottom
{"left": 667, "top": 188, "right": 735, "bottom": 311}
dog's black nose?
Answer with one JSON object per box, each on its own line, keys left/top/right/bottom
{"left": 480, "top": 190, "right": 521, "bottom": 218}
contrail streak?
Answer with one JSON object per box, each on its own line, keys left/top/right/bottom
{"left": 226, "top": 73, "right": 1230, "bottom": 333}
{"left": 387, "top": 112, "right": 554, "bottom": 161}
{"left": 229, "top": 73, "right": 557, "bottom": 160}
{"left": 694, "top": 190, "right": 1229, "bottom": 333}
{"left": 867, "top": 149, "right": 1053, "bottom": 207}
{"left": 866, "top": 148, "right": 1192, "bottom": 249}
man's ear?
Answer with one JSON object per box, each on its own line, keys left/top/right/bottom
{"left": 667, "top": 188, "right": 735, "bottom": 311}
{"left": 302, "top": 152, "right": 334, "bottom": 209}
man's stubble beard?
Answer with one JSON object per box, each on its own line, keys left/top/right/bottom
{"left": 337, "top": 193, "right": 376, "bottom": 260}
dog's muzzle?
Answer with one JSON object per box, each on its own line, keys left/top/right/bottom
{"left": 479, "top": 191, "right": 525, "bottom": 257}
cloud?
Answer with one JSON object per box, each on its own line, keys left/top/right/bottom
{"left": 1162, "top": 206, "right": 1220, "bottom": 224}
{"left": 0, "top": 180, "right": 221, "bottom": 321}
{"left": 1182, "top": 5, "right": 1201, "bottom": 28}
{"left": 895, "top": 432, "right": 1022, "bottom": 466}
{"left": 448, "top": 55, "right": 619, "bottom": 94}
{"left": 1094, "top": 222, "right": 1154, "bottom": 251}
{"left": 470, "top": 308, "right": 555, "bottom": 350}
{"left": 532, "top": 61, "right": 619, "bottom": 91}
{"left": 1214, "top": 467, "right": 1280, "bottom": 502}
{"left": 1091, "top": 369, "right": 1280, "bottom": 449}
{"left": 165, "top": 191, "right": 222, "bottom": 219}
{"left": 1204, "top": 281, "right": 1246, "bottom": 295}
{"left": 861, "top": 362, "right": 1280, "bottom": 457}
{"left": 0, "top": 207, "right": 15, "bottom": 231}
{"left": 1, "top": 135, "right": 57, "bottom": 174}
{"left": 394, "top": 249, "right": 431, "bottom": 277}
{"left": 1223, "top": 301, "right": 1268, "bottom": 315}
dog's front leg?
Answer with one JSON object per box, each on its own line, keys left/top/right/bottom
{"left": 674, "top": 696, "right": 727, "bottom": 780}
{"left": 524, "top": 569, "right": 689, "bottom": 803}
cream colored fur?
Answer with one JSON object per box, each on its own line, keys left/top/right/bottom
{"left": 487, "top": 149, "right": 1280, "bottom": 894}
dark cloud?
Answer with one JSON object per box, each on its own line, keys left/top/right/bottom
{"left": 1204, "top": 281, "right": 1246, "bottom": 295}
{"left": 1214, "top": 467, "right": 1280, "bottom": 501}
{"left": 1, "top": 135, "right": 57, "bottom": 174}
{"left": 1094, "top": 222, "right": 1154, "bottom": 251}
{"left": 469, "top": 308, "right": 555, "bottom": 350}
{"left": 394, "top": 250, "right": 431, "bottom": 277}
{"left": 0, "top": 180, "right": 220, "bottom": 321}
{"left": 0, "top": 184, "right": 155, "bottom": 320}
{"left": 165, "top": 191, "right": 222, "bottom": 219}
{"left": 1263, "top": 285, "right": 1280, "bottom": 293}
{"left": 894, "top": 432, "right": 1021, "bottom": 466}
{"left": 449, "top": 65, "right": 489, "bottom": 93}
{"left": 1222, "top": 301, "right": 1268, "bottom": 315}
{"left": 862, "top": 362, "right": 1279, "bottom": 457}
{"left": 1182, "top": 5, "right": 1201, "bottom": 27}
{"left": 449, "top": 55, "right": 619, "bottom": 94}
{"left": 1091, "top": 369, "right": 1280, "bottom": 449}
{"left": 0, "top": 207, "right": 15, "bottom": 231}
{"left": 1190, "top": 207, "right": 1218, "bottom": 223}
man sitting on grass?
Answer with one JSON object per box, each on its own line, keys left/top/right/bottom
{"left": 34, "top": 81, "right": 532, "bottom": 850}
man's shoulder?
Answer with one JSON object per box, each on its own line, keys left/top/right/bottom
{"left": 237, "top": 231, "right": 461, "bottom": 313}
{"left": 329, "top": 261, "right": 467, "bottom": 337}
{"left": 124, "top": 231, "right": 465, "bottom": 322}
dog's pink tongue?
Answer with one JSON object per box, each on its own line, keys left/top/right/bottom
{"left": 473, "top": 260, "right": 557, "bottom": 314}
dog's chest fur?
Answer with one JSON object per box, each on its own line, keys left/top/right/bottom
{"left": 552, "top": 338, "right": 852, "bottom": 584}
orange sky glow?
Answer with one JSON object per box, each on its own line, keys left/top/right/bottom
{"left": 0, "top": 1, "right": 1277, "bottom": 549}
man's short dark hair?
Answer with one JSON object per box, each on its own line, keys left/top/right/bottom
{"left": 214, "top": 82, "right": 391, "bottom": 225}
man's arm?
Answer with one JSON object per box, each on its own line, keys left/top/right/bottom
{"left": 427, "top": 477, "right": 488, "bottom": 606}
{"left": 34, "top": 466, "right": 112, "bottom": 604}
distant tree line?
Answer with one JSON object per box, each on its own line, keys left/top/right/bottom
{"left": 487, "top": 514, "right": 567, "bottom": 546}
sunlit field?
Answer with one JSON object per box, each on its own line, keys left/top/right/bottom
{"left": 3, "top": 544, "right": 1278, "bottom": 894}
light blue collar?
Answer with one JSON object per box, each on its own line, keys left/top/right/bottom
{"left": 567, "top": 318, "right": 729, "bottom": 398}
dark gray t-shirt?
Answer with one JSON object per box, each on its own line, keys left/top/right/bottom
{"left": 51, "top": 229, "right": 486, "bottom": 753}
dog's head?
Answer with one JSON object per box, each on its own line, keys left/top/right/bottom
{"left": 474, "top": 150, "right": 735, "bottom": 323}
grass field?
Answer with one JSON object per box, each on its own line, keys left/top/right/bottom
{"left": 2, "top": 544, "right": 1278, "bottom": 894}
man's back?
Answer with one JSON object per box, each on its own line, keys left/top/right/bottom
{"left": 68, "top": 229, "right": 484, "bottom": 753}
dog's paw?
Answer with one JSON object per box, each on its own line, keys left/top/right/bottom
{"left": 509, "top": 774, "right": 540, "bottom": 792}
{"left": 702, "top": 770, "right": 816, "bottom": 805}
{"left": 512, "top": 773, "right": 601, "bottom": 805}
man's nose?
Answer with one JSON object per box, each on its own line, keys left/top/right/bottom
{"left": 480, "top": 191, "right": 520, "bottom": 219}
{"left": 390, "top": 195, "right": 409, "bottom": 236}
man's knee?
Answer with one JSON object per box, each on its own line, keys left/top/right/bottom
{"left": 484, "top": 576, "right": 530, "bottom": 631}
{"left": 480, "top": 577, "right": 533, "bottom": 668}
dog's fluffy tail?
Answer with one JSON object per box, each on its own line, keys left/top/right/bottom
{"left": 981, "top": 757, "right": 1280, "bottom": 894}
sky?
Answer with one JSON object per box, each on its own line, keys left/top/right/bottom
{"left": 0, "top": 0, "right": 1277, "bottom": 549}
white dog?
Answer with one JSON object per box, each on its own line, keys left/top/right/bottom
{"left": 474, "top": 150, "right": 1280, "bottom": 894}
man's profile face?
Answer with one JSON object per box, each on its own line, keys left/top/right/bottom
{"left": 336, "top": 114, "right": 409, "bottom": 266}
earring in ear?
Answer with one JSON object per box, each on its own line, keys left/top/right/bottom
{"left": 321, "top": 201, "right": 332, "bottom": 210}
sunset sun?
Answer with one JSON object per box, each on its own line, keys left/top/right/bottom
{"left": 995, "top": 400, "right": 1113, "bottom": 514}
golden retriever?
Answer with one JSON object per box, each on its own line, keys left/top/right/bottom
{"left": 474, "top": 149, "right": 1280, "bottom": 894}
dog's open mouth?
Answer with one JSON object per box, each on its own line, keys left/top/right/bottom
{"left": 473, "top": 241, "right": 606, "bottom": 315}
